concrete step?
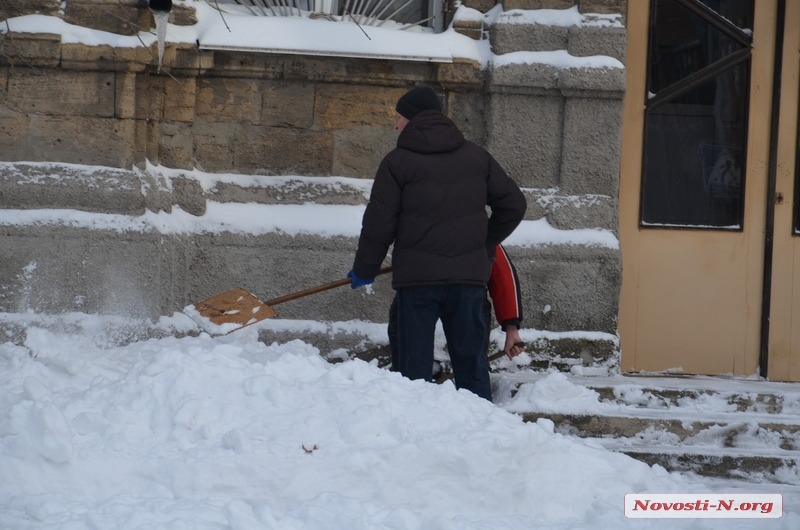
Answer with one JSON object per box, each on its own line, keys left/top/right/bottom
{"left": 489, "top": 10, "right": 626, "bottom": 61}
{"left": 0, "top": 161, "right": 623, "bottom": 344}
{"left": 495, "top": 373, "right": 800, "bottom": 483}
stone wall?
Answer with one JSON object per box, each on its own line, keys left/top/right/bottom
{"left": 0, "top": 33, "right": 484, "bottom": 178}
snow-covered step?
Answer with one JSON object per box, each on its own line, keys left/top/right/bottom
{"left": 489, "top": 8, "right": 626, "bottom": 61}
{"left": 518, "top": 412, "right": 800, "bottom": 448}
{"left": 496, "top": 372, "right": 800, "bottom": 415}
{"left": 591, "top": 440, "right": 800, "bottom": 484}
{"left": 495, "top": 371, "right": 800, "bottom": 482}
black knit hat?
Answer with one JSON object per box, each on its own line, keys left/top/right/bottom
{"left": 395, "top": 87, "right": 442, "bottom": 120}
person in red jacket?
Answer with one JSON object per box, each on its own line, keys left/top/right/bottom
{"left": 387, "top": 244, "right": 525, "bottom": 376}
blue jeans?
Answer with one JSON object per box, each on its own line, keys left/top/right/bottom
{"left": 392, "top": 284, "right": 491, "bottom": 401}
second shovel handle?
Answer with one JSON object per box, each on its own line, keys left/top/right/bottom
{"left": 265, "top": 266, "right": 393, "bottom": 307}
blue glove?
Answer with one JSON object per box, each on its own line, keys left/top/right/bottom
{"left": 348, "top": 269, "right": 374, "bottom": 289}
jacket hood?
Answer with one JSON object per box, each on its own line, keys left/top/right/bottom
{"left": 396, "top": 110, "right": 465, "bottom": 154}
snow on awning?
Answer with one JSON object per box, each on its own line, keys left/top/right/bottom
{"left": 195, "top": 11, "right": 454, "bottom": 63}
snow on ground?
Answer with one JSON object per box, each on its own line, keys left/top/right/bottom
{"left": 1, "top": 311, "right": 799, "bottom": 529}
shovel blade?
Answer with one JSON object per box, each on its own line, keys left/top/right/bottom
{"left": 183, "top": 288, "right": 278, "bottom": 336}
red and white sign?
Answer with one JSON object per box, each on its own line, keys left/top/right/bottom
{"left": 625, "top": 493, "right": 783, "bottom": 519}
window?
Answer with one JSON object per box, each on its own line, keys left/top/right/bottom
{"left": 641, "top": 0, "right": 754, "bottom": 229}
{"left": 211, "top": 0, "right": 446, "bottom": 32}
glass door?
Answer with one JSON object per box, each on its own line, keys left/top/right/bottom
{"left": 619, "top": 0, "right": 777, "bottom": 377}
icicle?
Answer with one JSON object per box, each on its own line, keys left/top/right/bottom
{"left": 152, "top": 10, "right": 169, "bottom": 73}
{"left": 149, "top": 0, "right": 172, "bottom": 73}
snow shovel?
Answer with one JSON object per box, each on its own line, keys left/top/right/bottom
{"left": 184, "top": 266, "right": 393, "bottom": 336}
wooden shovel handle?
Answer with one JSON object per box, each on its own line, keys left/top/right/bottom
{"left": 264, "top": 266, "right": 393, "bottom": 307}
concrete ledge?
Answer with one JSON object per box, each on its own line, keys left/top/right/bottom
{"left": 0, "top": 163, "right": 158, "bottom": 214}
{"left": 61, "top": 42, "right": 152, "bottom": 72}
{"left": 0, "top": 163, "right": 375, "bottom": 215}
{"left": 0, "top": 32, "right": 61, "bottom": 67}
{"left": 0, "top": 222, "right": 620, "bottom": 333}
{"left": 523, "top": 188, "right": 617, "bottom": 231}
{"left": 489, "top": 61, "right": 625, "bottom": 96}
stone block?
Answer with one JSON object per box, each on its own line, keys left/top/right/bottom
{"left": 65, "top": 0, "right": 146, "bottom": 36}
{"left": 170, "top": 176, "right": 206, "bottom": 216}
{"left": 171, "top": 45, "right": 214, "bottom": 74}
{"left": 18, "top": 115, "right": 136, "bottom": 167}
{"left": 157, "top": 121, "right": 195, "bottom": 169}
{"left": 61, "top": 42, "right": 150, "bottom": 72}
{"left": 568, "top": 25, "right": 626, "bottom": 62}
{"left": 208, "top": 50, "right": 286, "bottom": 79}
{"left": 0, "top": 163, "right": 147, "bottom": 214}
{"left": 559, "top": 96, "right": 622, "bottom": 196}
{"left": 133, "top": 76, "right": 164, "bottom": 130}
{"left": 579, "top": 0, "right": 626, "bottom": 16}
{"left": 8, "top": 70, "right": 115, "bottom": 117}
{"left": 453, "top": 19, "right": 484, "bottom": 41}
{"left": 162, "top": 76, "right": 197, "bottom": 122}
{"left": 0, "top": 32, "right": 61, "bottom": 67}
{"left": 486, "top": 93, "right": 563, "bottom": 188}
{"left": 191, "top": 121, "right": 235, "bottom": 171}
{"left": 559, "top": 65, "right": 626, "bottom": 95}
{"left": 315, "top": 85, "right": 405, "bottom": 129}
{"left": 436, "top": 58, "right": 484, "bottom": 86}
{"left": 460, "top": 0, "right": 497, "bottom": 13}
{"left": 1, "top": 0, "right": 60, "bottom": 17}
{"left": 332, "top": 125, "right": 396, "bottom": 178}
{"left": 489, "top": 61, "right": 561, "bottom": 93}
{"left": 447, "top": 90, "right": 486, "bottom": 145}
{"left": 233, "top": 125, "right": 334, "bottom": 175}
{"left": 0, "top": 108, "right": 30, "bottom": 160}
{"left": 262, "top": 82, "right": 315, "bottom": 128}
{"left": 115, "top": 72, "right": 138, "bottom": 119}
{"left": 196, "top": 77, "right": 263, "bottom": 125}
{"left": 510, "top": 244, "right": 620, "bottom": 333}
{"left": 490, "top": 20, "right": 569, "bottom": 55}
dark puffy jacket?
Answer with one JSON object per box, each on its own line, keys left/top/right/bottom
{"left": 353, "top": 110, "right": 527, "bottom": 288}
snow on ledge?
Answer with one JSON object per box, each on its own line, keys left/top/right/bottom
{"left": 1, "top": 2, "right": 493, "bottom": 66}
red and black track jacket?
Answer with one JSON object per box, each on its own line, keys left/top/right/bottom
{"left": 489, "top": 245, "right": 523, "bottom": 330}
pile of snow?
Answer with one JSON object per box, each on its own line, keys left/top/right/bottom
{"left": 1, "top": 313, "right": 798, "bottom": 528}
